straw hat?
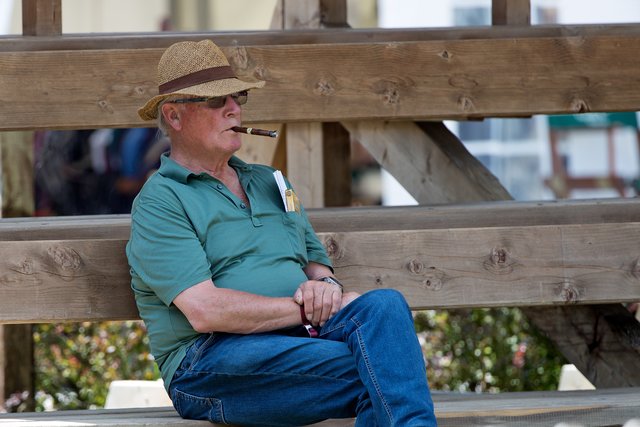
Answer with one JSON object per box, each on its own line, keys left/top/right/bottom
{"left": 138, "top": 39, "right": 265, "bottom": 121}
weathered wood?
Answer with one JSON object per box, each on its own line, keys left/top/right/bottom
{"left": 492, "top": 0, "right": 530, "bottom": 25}
{"left": 0, "top": 131, "right": 35, "bottom": 412}
{"left": 1, "top": 218, "right": 640, "bottom": 323}
{"left": 0, "top": 388, "right": 639, "bottom": 426}
{"left": 525, "top": 305, "right": 640, "bottom": 388}
{"left": 345, "top": 121, "right": 508, "bottom": 203}
{"left": 2, "top": 29, "right": 640, "bottom": 130}
{"left": 1, "top": 198, "right": 640, "bottom": 240}
{"left": 5, "top": 24, "right": 640, "bottom": 52}
{"left": 235, "top": 123, "right": 281, "bottom": 166}
{"left": 280, "top": 0, "right": 350, "bottom": 209}
{"left": 21, "top": 0, "right": 61, "bottom": 36}
{"left": 322, "top": 123, "right": 351, "bottom": 207}
{"left": 385, "top": 124, "right": 640, "bottom": 387}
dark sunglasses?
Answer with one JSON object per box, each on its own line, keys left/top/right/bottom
{"left": 170, "top": 91, "right": 248, "bottom": 109}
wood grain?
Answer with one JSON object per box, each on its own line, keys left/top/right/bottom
{"left": 2, "top": 28, "right": 640, "bottom": 130}
{"left": 1, "top": 220, "right": 639, "bottom": 323}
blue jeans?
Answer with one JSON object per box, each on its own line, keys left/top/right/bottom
{"left": 169, "top": 289, "right": 437, "bottom": 426}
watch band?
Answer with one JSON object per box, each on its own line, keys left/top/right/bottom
{"left": 318, "top": 276, "right": 343, "bottom": 292}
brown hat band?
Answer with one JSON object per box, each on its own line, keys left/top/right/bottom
{"left": 159, "top": 66, "right": 237, "bottom": 94}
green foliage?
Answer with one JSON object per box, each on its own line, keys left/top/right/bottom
{"left": 29, "top": 308, "right": 566, "bottom": 411}
{"left": 415, "top": 307, "right": 567, "bottom": 393}
{"left": 33, "top": 321, "right": 159, "bottom": 411}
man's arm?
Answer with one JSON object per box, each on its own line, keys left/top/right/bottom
{"left": 173, "top": 279, "right": 302, "bottom": 334}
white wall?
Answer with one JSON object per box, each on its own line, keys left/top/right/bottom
{"left": 62, "top": 0, "right": 170, "bottom": 33}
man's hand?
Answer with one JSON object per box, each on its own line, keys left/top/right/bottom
{"left": 294, "top": 279, "right": 343, "bottom": 327}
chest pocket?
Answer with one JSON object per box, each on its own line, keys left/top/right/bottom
{"left": 282, "top": 212, "right": 307, "bottom": 260}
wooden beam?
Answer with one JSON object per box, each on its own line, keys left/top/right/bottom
{"left": 492, "top": 0, "right": 531, "bottom": 26}
{"left": 5, "top": 24, "right": 640, "bottom": 52}
{"left": 1, "top": 198, "right": 640, "bottom": 238}
{"left": 322, "top": 122, "right": 351, "bottom": 207}
{"left": 2, "top": 26, "right": 640, "bottom": 130}
{"left": 344, "top": 121, "right": 509, "bottom": 203}
{"left": 280, "top": 0, "right": 351, "bottom": 208}
{"left": 1, "top": 216, "right": 640, "bottom": 323}
{"left": 21, "top": 0, "right": 62, "bottom": 36}
{"left": 376, "top": 123, "right": 640, "bottom": 387}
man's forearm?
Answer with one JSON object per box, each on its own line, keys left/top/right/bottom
{"left": 173, "top": 280, "right": 302, "bottom": 334}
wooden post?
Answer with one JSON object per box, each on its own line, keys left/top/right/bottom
{"left": 275, "top": 0, "right": 352, "bottom": 208}
{"left": 22, "top": 0, "right": 62, "bottom": 36}
{"left": 492, "top": 0, "right": 530, "bottom": 26}
{"left": 0, "top": 132, "right": 36, "bottom": 411}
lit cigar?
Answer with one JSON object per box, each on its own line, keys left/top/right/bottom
{"left": 232, "top": 126, "right": 278, "bottom": 138}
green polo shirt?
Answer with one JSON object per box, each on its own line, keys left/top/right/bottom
{"left": 126, "top": 154, "right": 332, "bottom": 390}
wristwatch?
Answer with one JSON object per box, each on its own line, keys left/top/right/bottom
{"left": 318, "top": 276, "right": 343, "bottom": 292}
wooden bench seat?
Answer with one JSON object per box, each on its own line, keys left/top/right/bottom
{"left": 0, "top": 388, "right": 638, "bottom": 426}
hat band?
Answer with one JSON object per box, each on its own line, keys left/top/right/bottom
{"left": 159, "top": 66, "right": 237, "bottom": 94}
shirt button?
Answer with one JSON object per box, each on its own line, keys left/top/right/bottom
{"left": 240, "top": 203, "right": 247, "bottom": 209}
{"left": 216, "top": 184, "right": 223, "bottom": 190}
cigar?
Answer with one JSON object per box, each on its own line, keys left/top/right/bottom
{"left": 232, "top": 126, "right": 278, "bottom": 138}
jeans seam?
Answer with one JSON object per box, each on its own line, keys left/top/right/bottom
{"left": 188, "top": 333, "right": 216, "bottom": 372}
{"left": 354, "top": 317, "right": 394, "bottom": 426}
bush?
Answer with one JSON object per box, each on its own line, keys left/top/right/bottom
{"left": 29, "top": 308, "right": 566, "bottom": 411}
{"left": 33, "top": 321, "right": 159, "bottom": 411}
{"left": 416, "top": 307, "right": 567, "bottom": 393}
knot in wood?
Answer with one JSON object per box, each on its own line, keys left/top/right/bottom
{"left": 384, "top": 88, "right": 400, "bottom": 105}
{"left": 314, "top": 79, "right": 335, "bottom": 96}
{"left": 439, "top": 50, "right": 451, "bottom": 60}
{"left": 324, "top": 236, "right": 342, "bottom": 259}
{"left": 133, "top": 86, "right": 146, "bottom": 95}
{"left": 228, "top": 47, "right": 249, "bottom": 70}
{"left": 458, "top": 95, "right": 475, "bottom": 112}
{"left": 421, "top": 276, "right": 442, "bottom": 291}
{"left": 483, "top": 248, "right": 514, "bottom": 274}
{"left": 560, "top": 283, "right": 580, "bottom": 304}
{"left": 97, "top": 100, "right": 113, "bottom": 113}
{"left": 48, "top": 246, "right": 82, "bottom": 271}
{"left": 18, "top": 259, "right": 35, "bottom": 275}
{"left": 570, "top": 98, "right": 590, "bottom": 113}
{"left": 408, "top": 259, "right": 424, "bottom": 274}
{"left": 374, "top": 275, "right": 383, "bottom": 286}
{"left": 491, "top": 248, "right": 508, "bottom": 265}
{"left": 253, "top": 66, "right": 268, "bottom": 81}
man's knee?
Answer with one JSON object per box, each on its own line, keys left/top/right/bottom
{"left": 358, "top": 288, "right": 410, "bottom": 313}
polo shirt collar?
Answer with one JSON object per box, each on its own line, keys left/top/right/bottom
{"left": 158, "top": 152, "right": 253, "bottom": 184}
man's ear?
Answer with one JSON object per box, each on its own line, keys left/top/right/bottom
{"left": 161, "top": 103, "right": 182, "bottom": 130}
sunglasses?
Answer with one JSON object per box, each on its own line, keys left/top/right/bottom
{"left": 170, "top": 91, "right": 248, "bottom": 109}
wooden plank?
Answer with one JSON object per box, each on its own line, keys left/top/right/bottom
{"left": 2, "top": 29, "right": 640, "bottom": 130}
{"left": 388, "top": 124, "right": 640, "bottom": 387}
{"left": 345, "top": 121, "right": 508, "bottom": 203}
{"left": 280, "top": 2, "right": 326, "bottom": 209}
{"left": 1, "top": 198, "right": 640, "bottom": 240}
{"left": 21, "top": 0, "right": 62, "bottom": 36}
{"left": 235, "top": 123, "right": 281, "bottom": 166}
{"left": 4, "top": 24, "right": 640, "bottom": 52}
{"left": 492, "top": 0, "right": 531, "bottom": 26}
{"left": 1, "top": 219, "right": 640, "bottom": 323}
{"left": 322, "top": 122, "right": 351, "bottom": 207}
{"left": 0, "top": 388, "right": 638, "bottom": 426}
